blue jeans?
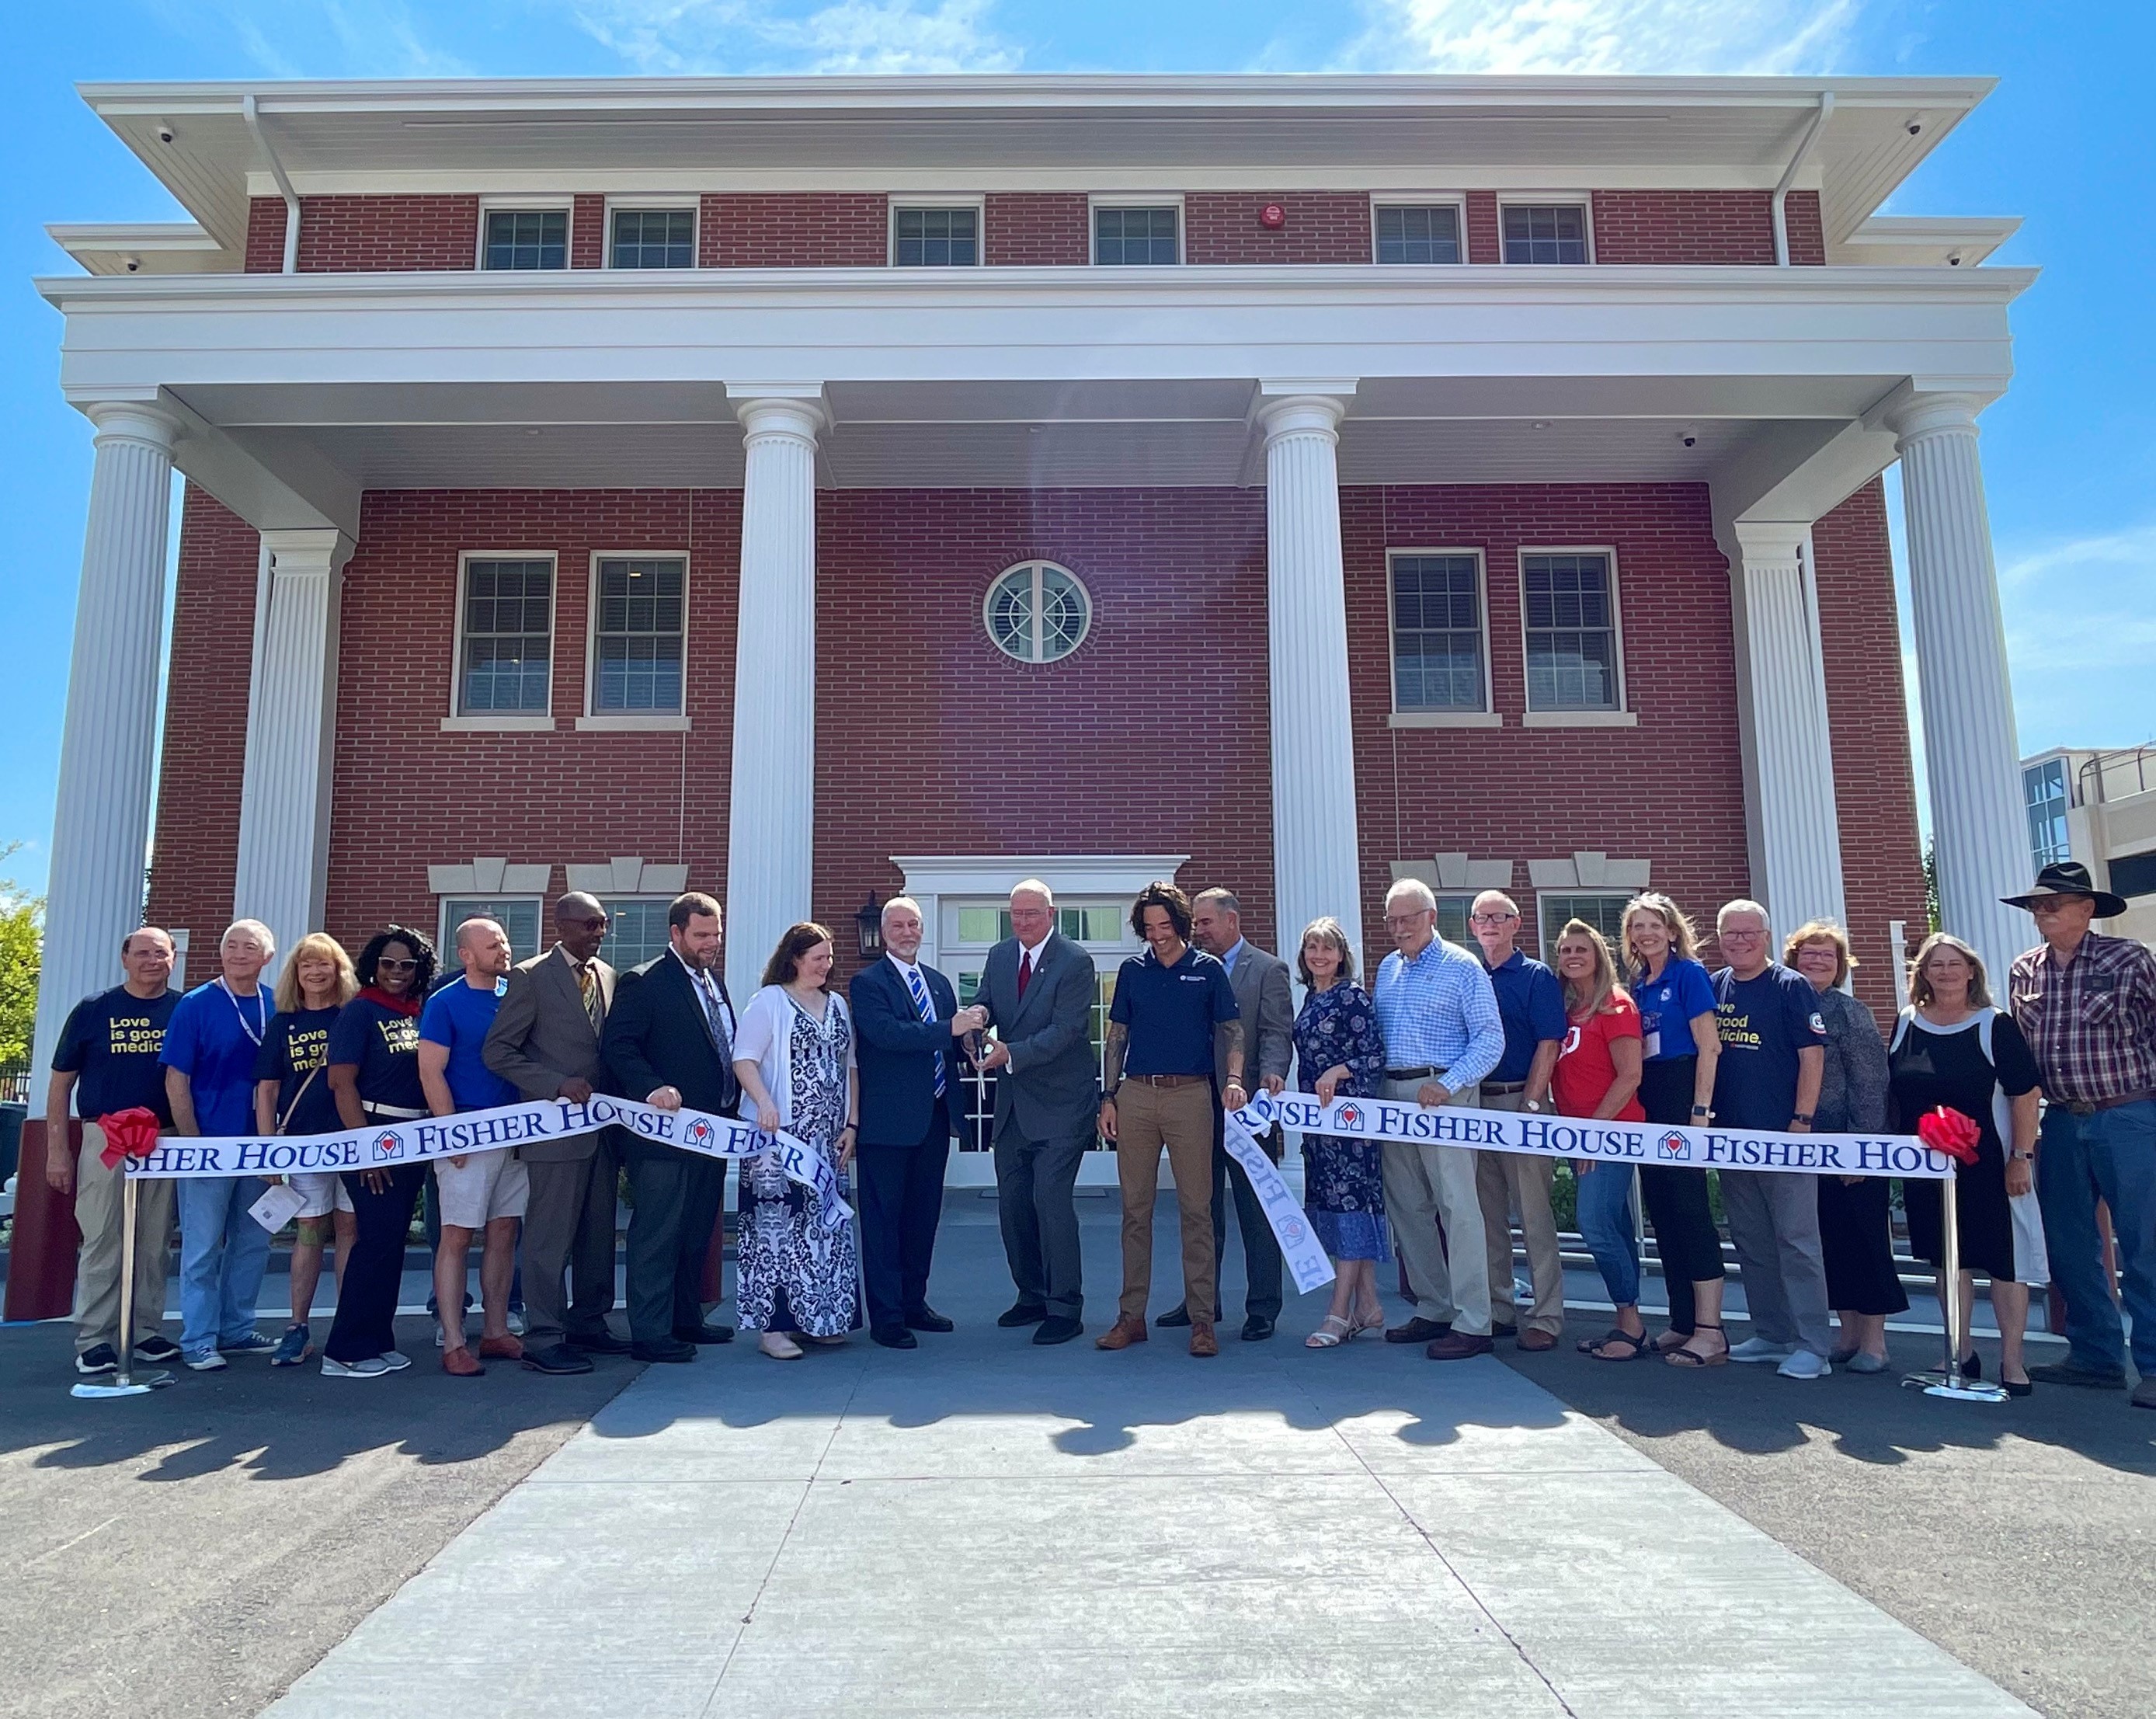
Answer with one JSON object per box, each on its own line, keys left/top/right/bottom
{"left": 2036, "top": 1098, "right": 2156, "bottom": 1377}
{"left": 177, "top": 1175, "right": 273, "bottom": 1356}
{"left": 1574, "top": 1160, "right": 1640, "bottom": 1308}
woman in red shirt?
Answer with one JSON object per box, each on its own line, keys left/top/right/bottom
{"left": 1549, "top": 920, "right": 1650, "bottom": 1361}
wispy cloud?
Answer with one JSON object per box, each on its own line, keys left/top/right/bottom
{"left": 149, "top": 0, "right": 474, "bottom": 78}
{"left": 558, "top": 0, "right": 1020, "bottom": 74}
{"left": 1336, "top": 0, "right": 1863, "bottom": 74}
{"left": 1998, "top": 520, "right": 2156, "bottom": 590}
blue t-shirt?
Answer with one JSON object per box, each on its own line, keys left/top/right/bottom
{"left": 1711, "top": 964, "right": 1828, "bottom": 1129}
{"left": 254, "top": 1007, "right": 345, "bottom": 1136}
{"left": 419, "top": 978, "right": 517, "bottom": 1111}
{"left": 1110, "top": 945, "right": 1240, "bottom": 1079}
{"left": 1480, "top": 951, "right": 1566, "bottom": 1083}
{"left": 159, "top": 980, "right": 273, "bottom": 1136}
{"left": 53, "top": 986, "right": 179, "bottom": 1124}
{"left": 1633, "top": 957, "right": 1720, "bottom": 1063}
{"left": 329, "top": 996, "right": 426, "bottom": 1112}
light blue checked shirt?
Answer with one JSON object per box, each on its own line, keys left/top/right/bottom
{"left": 1372, "top": 935, "right": 1506, "bottom": 1092}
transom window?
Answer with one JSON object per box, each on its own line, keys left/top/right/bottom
{"left": 2023, "top": 759, "right": 2071, "bottom": 869}
{"left": 1375, "top": 205, "right": 1462, "bottom": 265}
{"left": 438, "top": 897, "right": 544, "bottom": 965}
{"left": 984, "top": 562, "right": 1092, "bottom": 664}
{"left": 894, "top": 207, "right": 979, "bottom": 266}
{"left": 1390, "top": 553, "right": 1487, "bottom": 712}
{"left": 1094, "top": 206, "right": 1179, "bottom": 266}
{"left": 482, "top": 209, "right": 568, "bottom": 271}
{"left": 610, "top": 208, "right": 694, "bottom": 269}
{"left": 592, "top": 558, "right": 686, "bottom": 713}
{"left": 1521, "top": 552, "right": 1621, "bottom": 712}
{"left": 600, "top": 897, "right": 675, "bottom": 969}
{"left": 1539, "top": 893, "right": 1632, "bottom": 958}
{"left": 1502, "top": 204, "right": 1589, "bottom": 265}
{"left": 457, "top": 557, "right": 553, "bottom": 716}
{"left": 1434, "top": 896, "right": 1474, "bottom": 946}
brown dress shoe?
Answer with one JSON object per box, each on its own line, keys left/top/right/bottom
{"left": 477, "top": 1334, "right": 525, "bottom": 1362}
{"left": 1095, "top": 1314, "right": 1149, "bottom": 1351}
{"left": 1516, "top": 1329, "right": 1559, "bottom": 1352}
{"left": 1426, "top": 1331, "right": 1496, "bottom": 1361}
{"left": 442, "top": 1346, "right": 485, "bottom": 1377}
{"left": 1189, "top": 1322, "right": 1219, "bottom": 1359}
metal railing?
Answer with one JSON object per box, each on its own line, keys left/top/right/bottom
{"left": 2076, "top": 741, "right": 2156, "bottom": 807}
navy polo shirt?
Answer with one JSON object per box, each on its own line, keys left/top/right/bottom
{"left": 1710, "top": 964, "right": 1828, "bottom": 1130}
{"left": 1480, "top": 950, "right": 1567, "bottom": 1084}
{"left": 1110, "top": 945, "right": 1240, "bottom": 1078}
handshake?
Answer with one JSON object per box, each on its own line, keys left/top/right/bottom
{"left": 948, "top": 1004, "right": 990, "bottom": 1037}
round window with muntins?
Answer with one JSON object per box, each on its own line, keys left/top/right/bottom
{"left": 984, "top": 561, "right": 1091, "bottom": 664}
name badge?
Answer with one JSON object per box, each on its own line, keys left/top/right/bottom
{"left": 1642, "top": 1029, "right": 1661, "bottom": 1060}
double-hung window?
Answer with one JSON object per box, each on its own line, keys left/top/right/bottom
{"left": 1521, "top": 552, "right": 1622, "bottom": 714}
{"left": 456, "top": 555, "right": 554, "bottom": 716}
{"left": 1538, "top": 893, "right": 1632, "bottom": 958}
{"left": 893, "top": 206, "right": 979, "bottom": 266}
{"left": 1389, "top": 553, "right": 1488, "bottom": 714}
{"left": 610, "top": 207, "right": 694, "bottom": 269}
{"left": 599, "top": 898, "right": 675, "bottom": 969}
{"left": 438, "top": 896, "right": 544, "bottom": 964}
{"left": 1375, "top": 204, "right": 1463, "bottom": 264}
{"left": 1094, "top": 204, "right": 1180, "bottom": 265}
{"left": 591, "top": 556, "right": 686, "bottom": 714}
{"left": 1501, "top": 203, "right": 1590, "bottom": 264}
{"left": 482, "top": 208, "right": 569, "bottom": 270}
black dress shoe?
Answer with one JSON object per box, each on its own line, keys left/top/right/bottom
{"left": 673, "top": 1322, "right": 735, "bottom": 1345}
{"left": 522, "top": 1343, "right": 596, "bottom": 1375}
{"left": 1032, "top": 1316, "right": 1083, "bottom": 1345}
{"left": 1240, "top": 1315, "right": 1277, "bottom": 1342}
{"left": 1490, "top": 1324, "right": 1518, "bottom": 1340}
{"left": 871, "top": 1325, "right": 919, "bottom": 1350}
{"left": 565, "top": 1329, "right": 632, "bottom": 1355}
{"left": 631, "top": 1338, "right": 697, "bottom": 1363}
{"left": 1385, "top": 1317, "right": 1452, "bottom": 1345}
{"left": 904, "top": 1306, "right": 955, "bottom": 1333}
{"left": 1155, "top": 1303, "right": 1222, "bottom": 1328}
{"left": 997, "top": 1302, "right": 1048, "bottom": 1328}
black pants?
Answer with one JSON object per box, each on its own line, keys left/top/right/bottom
{"left": 857, "top": 1123, "right": 951, "bottom": 1331}
{"left": 1204, "top": 1116, "right": 1283, "bottom": 1322}
{"left": 1636, "top": 1056, "right": 1727, "bottom": 1334}
{"left": 624, "top": 1150, "right": 726, "bottom": 1344}
{"left": 326, "top": 1164, "right": 425, "bottom": 1362}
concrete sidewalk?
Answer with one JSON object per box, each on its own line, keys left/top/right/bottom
{"left": 268, "top": 1199, "right": 2031, "bottom": 1719}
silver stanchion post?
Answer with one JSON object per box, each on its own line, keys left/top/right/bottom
{"left": 71, "top": 1162, "right": 175, "bottom": 1399}
{"left": 1902, "top": 1160, "right": 2005, "bottom": 1403}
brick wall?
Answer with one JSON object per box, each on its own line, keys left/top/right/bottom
{"left": 983, "top": 193, "right": 1090, "bottom": 266}
{"left": 1341, "top": 482, "right": 1751, "bottom": 966}
{"left": 572, "top": 194, "right": 606, "bottom": 269}
{"left": 1812, "top": 476, "right": 1928, "bottom": 1023}
{"left": 1184, "top": 193, "right": 1372, "bottom": 265}
{"left": 246, "top": 194, "right": 480, "bottom": 273}
{"left": 1464, "top": 191, "right": 1501, "bottom": 266}
{"left": 145, "top": 485, "right": 259, "bottom": 959}
{"left": 1591, "top": 189, "right": 1825, "bottom": 266}
{"left": 699, "top": 193, "right": 888, "bottom": 267}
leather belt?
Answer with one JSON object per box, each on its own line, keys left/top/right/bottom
{"left": 1484, "top": 1080, "right": 1528, "bottom": 1094}
{"left": 362, "top": 1101, "right": 427, "bottom": 1120}
{"left": 2063, "top": 1088, "right": 2156, "bottom": 1117}
{"left": 1126, "top": 1074, "right": 1208, "bottom": 1089}
{"left": 1383, "top": 1066, "right": 1436, "bottom": 1081}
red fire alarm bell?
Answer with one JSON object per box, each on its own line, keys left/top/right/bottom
{"left": 1259, "top": 203, "right": 1286, "bottom": 228}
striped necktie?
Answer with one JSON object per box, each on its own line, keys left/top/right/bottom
{"left": 576, "top": 962, "right": 603, "bottom": 1034}
{"left": 904, "top": 966, "right": 945, "bottom": 1098}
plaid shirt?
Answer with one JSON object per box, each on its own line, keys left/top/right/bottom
{"left": 1372, "top": 936, "right": 1505, "bottom": 1092}
{"left": 2008, "top": 931, "right": 2156, "bottom": 1105}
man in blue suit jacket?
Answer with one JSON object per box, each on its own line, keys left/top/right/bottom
{"left": 849, "top": 896, "right": 987, "bottom": 1348}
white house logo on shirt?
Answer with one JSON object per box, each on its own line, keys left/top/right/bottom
{"left": 371, "top": 1130, "right": 402, "bottom": 1161}
{"left": 1809, "top": 1011, "right": 1827, "bottom": 1035}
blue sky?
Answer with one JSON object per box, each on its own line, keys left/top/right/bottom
{"left": 2, "top": 1, "right": 2150, "bottom": 896}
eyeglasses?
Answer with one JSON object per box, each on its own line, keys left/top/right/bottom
{"left": 1382, "top": 913, "right": 1433, "bottom": 930}
{"left": 2028, "top": 897, "right": 2087, "bottom": 915}
{"left": 377, "top": 957, "right": 419, "bottom": 972}
{"left": 1719, "top": 928, "right": 1765, "bottom": 941}
{"left": 1469, "top": 912, "right": 1518, "bottom": 927}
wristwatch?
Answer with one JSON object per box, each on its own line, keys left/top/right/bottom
{"left": 1523, "top": 1099, "right": 1542, "bottom": 1114}
{"left": 2008, "top": 1148, "right": 2034, "bottom": 1161}
{"left": 1790, "top": 1112, "right": 1815, "bottom": 1126}
{"left": 1691, "top": 1105, "right": 1712, "bottom": 1119}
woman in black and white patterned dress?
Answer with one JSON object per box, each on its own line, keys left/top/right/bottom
{"left": 732, "top": 922, "right": 862, "bottom": 1360}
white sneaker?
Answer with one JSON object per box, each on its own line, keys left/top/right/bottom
{"left": 379, "top": 1350, "right": 412, "bottom": 1372}
{"left": 1728, "top": 1336, "right": 1796, "bottom": 1364}
{"left": 183, "top": 1348, "right": 227, "bottom": 1372}
{"left": 507, "top": 1309, "right": 527, "bottom": 1336}
{"left": 1778, "top": 1349, "right": 1830, "bottom": 1380}
{"left": 321, "top": 1355, "right": 391, "bottom": 1379}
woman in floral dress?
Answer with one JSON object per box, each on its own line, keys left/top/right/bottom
{"left": 1292, "top": 917, "right": 1389, "bottom": 1348}
{"left": 732, "top": 922, "right": 862, "bottom": 1360}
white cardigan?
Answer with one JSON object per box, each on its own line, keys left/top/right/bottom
{"left": 732, "top": 984, "right": 856, "bottom": 1133}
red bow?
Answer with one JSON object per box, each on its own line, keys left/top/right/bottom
{"left": 1915, "top": 1105, "right": 1982, "bottom": 1165}
{"left": 96, "top": 1107, "right": 164, "bottom": 1168}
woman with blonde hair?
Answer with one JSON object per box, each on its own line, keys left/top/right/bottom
{"left": 1622, "top": 892, "right": 1730, "bottom": 1366}
{"left": 1290, "top": 917, "right": 1389, "bottom": 1347}
{"left": 1549, "top": 922, "right": 1650, "bottom": 1360}
{"left": 253, "top": 932, "right": 360, "bottom": 1366}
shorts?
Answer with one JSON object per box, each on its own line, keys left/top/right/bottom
{"left": 434, "top": 1149, "right": 530, "bottom": 1228}
{"left": 290, "top": 1171, "right": 354, "bottom": 1220}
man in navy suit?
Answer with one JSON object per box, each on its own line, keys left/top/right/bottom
{"left": 848, "top": 897, "right": 987, "bottom": 1348}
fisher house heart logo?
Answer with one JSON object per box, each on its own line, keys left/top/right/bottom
{"left": 1335, "top": 1103, "right": 1364, "bottom": 1129}
{"left": 683, "top": 1118, "right": 715, "bottom": 1150}
{"left": 371, "top": 1130, "right": 403, "bottom": 1161}
{"left": 1657, "top": 1130, "right": 1690, "bottom": 1160}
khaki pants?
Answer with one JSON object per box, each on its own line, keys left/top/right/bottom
{"left": 1378, "top": 1078, "right": 1490, "bottom": 1336}
{"left": 1476, "top": 1091, "right": 1566, "bottom": 1337}
{"left": 1115, "top": 1080, "right": 1217, "bottom": 1323}
{"left": 71, "top": 1122, "right": 176, "bottom": 1355}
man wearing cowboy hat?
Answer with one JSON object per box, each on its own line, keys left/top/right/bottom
{"left": 2004, "top": 861, "right": 2156, "bottom": 1407}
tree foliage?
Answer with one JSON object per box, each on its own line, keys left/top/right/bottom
{"left": 0, "top": 844, "right": 43, "bottom": 1067}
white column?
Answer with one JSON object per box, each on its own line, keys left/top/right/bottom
{"left": 1729, "top": 520, "right": 1848, "bottom": 937}
{"left": 1260, "top": 387, "right": 1365, "bottom": 978}
{"left": 233, "top": 527, "right": 356, "bottom": 973}
{"left": 724, "top": 391, "right": 823, "bottom": 1004}
{"left": 30, "top": 403, "right": 182, "bottom": 1109}
{"left": 1889, "top": 391, "right": 2028, "bottom": 978}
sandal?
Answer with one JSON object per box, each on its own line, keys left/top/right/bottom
{"left": 1665, "top": 1323, "right": 1729, "bottom": 1369}
{"left": 1576, "top": 1328, "right": 1634, "bottom": 1355}
{"left": 1587, "top": 1328, "right": 1651, "bottom": 1362}
{"left": 1653, "top": 1328, "right": 1692, "bottom": 1353}
{"left": 1306, "top": 1315, "right": 1353, "bottom": 1350}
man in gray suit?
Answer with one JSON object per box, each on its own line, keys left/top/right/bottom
{"left": 1160, "top": 888, "right": 1296, "bottom": 1339}
{"left": 972, "top": 878, "right": 1098, "bottom": 1345}
{"left": 482, "top": 892, "right": 627, "bottom": 1374}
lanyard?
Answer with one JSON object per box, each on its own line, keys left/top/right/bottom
{"left": 217, "top": 977, "right": 268, "bottom": 1048}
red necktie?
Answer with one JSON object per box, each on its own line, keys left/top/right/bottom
{"left": 1017, "top": 948, "right": 1034, "bottom": 999}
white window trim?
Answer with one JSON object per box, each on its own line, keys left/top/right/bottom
{"left": 1495, "top": 193, "right": 1596, "bottom": 265}
{"left": 436, "top": 895, "right": 547, "bottom": 965}
{"left": 1517, "top": 544, "right": 1629, "bottom": 722}
{"left": 591, "top": 893, "right": 681, "bottom": 968}
{"left": 445, "top": 548, "right": 558, "bottom": 732}
{"left": 887, "top": 195, "right": 986, "bottom": 267}
{"left": 579, "top": 548, "right": 691, "bottom": 731}
{"left": 1534, "top": 890, "right": 1636, "bottom": 959}
{"left": 602, "top": 196, "right": 700, "bottom": 269}
{"left": 1368, "top": 194, "right": 1469, "bottom": 265}
{"left": 890, "top": 854, "right": 1188, "bottom": 973}
{"left": 983, "top": 559, "right": 1092, "bottom": 665}
{"left": 1088, "top": 193, "right": 1184, "bottom": 265}
{"left": 476, "top": 197, "right": 575, "bottom": 271}
{"left": 1386, "top": 546, "right": 1494, "bottom": 721}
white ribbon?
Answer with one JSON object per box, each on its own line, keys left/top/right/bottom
{"left": 126, "top": 1094, "right": 854, "bottom": 1230}
{"left": 1229, "top": 1090, "right": 1953, "bottom": 1180}
{"left": 1219, "top": 1108, "right": 1337, "bottom": 1294}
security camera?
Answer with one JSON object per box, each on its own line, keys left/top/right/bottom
{"left": 123, "top": 256, "right": 141, "bottom": 273}
{"left": 1678, "top": 428, "right": 1699, "bottom": 449}
{"left": 1906, "top": 120, "right": 1922, "bottom": 137}
{"left": 155, "top": 124, "right": 175, "bottom": 144}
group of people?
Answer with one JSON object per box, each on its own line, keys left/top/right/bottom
{"left": 41, "top": 858, "right": 2156, "bottom": 1410}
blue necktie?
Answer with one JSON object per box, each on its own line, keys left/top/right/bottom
{"left": 905, "top": 967, "right": 945, "bottom": 1098}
